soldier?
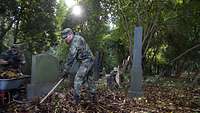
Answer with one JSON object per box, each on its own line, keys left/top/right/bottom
{"left": 61, "top": 28, "right": 96, "bottom": 104}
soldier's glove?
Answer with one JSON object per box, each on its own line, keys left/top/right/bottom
{"left": 62, "top": 69, "right": 69, "bottom": 78}
{"left": 8, "top": 59, "right": 15, "bottom": 65}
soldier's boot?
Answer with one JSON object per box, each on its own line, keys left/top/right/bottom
{"left": 74, "top": 93, "right": 80, "bottom": 105}
{"left": 90, "top": 93, "right": 97, "bottom": 103}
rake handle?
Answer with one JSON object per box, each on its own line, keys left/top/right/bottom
{"left": 40, "top": 77, "right": 65, "bottom": 104}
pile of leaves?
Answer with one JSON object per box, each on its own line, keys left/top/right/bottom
{"left": 0, "top": 70, "right": 19, "bottom": 79}
{"left": 3, "top": 84, "right": 200, "bottom": 113}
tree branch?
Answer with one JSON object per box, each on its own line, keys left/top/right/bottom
{"left": 170, "top": 44, "right": 200, "bottom": 63}
{"left": 0, "top": 18, "right": 16, "bottom": 41}
{"left": 117, "top": 0, "right": 132, "bottom": 60}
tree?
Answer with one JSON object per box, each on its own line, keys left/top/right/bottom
{"left": 0, "top": 0, "right": 57, "bottom": 53}
{"left": 0, "top": 0, "right": 18, "bottom": 50}
{"left": 19, "top": 0, "right": 57, "bottom": 53}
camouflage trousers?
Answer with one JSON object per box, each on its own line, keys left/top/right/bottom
{"left": 74, "top": 59, "right": 96, "bottom": 96}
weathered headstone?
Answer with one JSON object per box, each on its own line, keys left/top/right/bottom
{"left": 27, "top": 54, "right": 60, "bottom": 100}
{"left": 128, "top": 26, "right": 144, "bottom": 97}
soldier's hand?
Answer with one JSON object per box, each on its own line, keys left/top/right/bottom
{"left": 62, "top": 69, "right": 69, "bottom": 78}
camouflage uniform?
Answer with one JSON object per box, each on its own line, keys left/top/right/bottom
{"left": 64, "top": 35, "right": 96, "bottom": 97}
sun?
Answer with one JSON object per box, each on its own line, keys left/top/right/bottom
{"left": 63, "top": 0, "right": 83, "bottom": 16}
{"left": 72, "top": 5, "right": 82, "bottom": 16}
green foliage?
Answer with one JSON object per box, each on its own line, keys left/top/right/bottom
{"left": 55, "top": 0, "right": 67, "bottom": 31}
{"left": 50, "top": 0, "right": 69, "bottom": 62}
{"left": 18, "top": 0, "right": 57, "bottom": 53}
{"left": 0, "top": 0, "right": 18, "bottom": 50}
{"left": 0, "top": 0, "right": 57, "bottom": 53}
{"left": 55, "top": 41, "right": 68, "bottom": 62}
{"left": 163, "top": 0, "right": 200, "bottom": 64}
{"left": 100, "top": 34, "right": 119, "bottom": 71}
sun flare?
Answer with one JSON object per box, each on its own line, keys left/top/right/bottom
{"left": 72, "top": 5, "right": 82, "bottom": 16}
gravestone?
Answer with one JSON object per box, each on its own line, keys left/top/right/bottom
{"left": 27, "top": 54, "right": 60, "bottom": 100}
{"left": 128, "top": 26, "right": 144, "bottom": 97}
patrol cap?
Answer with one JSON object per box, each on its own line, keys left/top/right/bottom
{"left": 61, "top": 28, "right": 73, "bottom": 39}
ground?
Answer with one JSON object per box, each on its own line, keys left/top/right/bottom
{"left": 2, "top": 81, "right": 200, "bottom": 113}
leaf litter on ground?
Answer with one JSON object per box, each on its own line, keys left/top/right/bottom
{"left": 3, "top": 84, "right": 200, "bottom": 113}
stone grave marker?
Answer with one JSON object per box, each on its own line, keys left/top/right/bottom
{"left": 27, "top": 54, "right": 60, "bottom": 100}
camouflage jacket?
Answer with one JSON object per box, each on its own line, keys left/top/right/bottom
{"left": 65, "top": 35, "right": 94, "bottom": 70}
